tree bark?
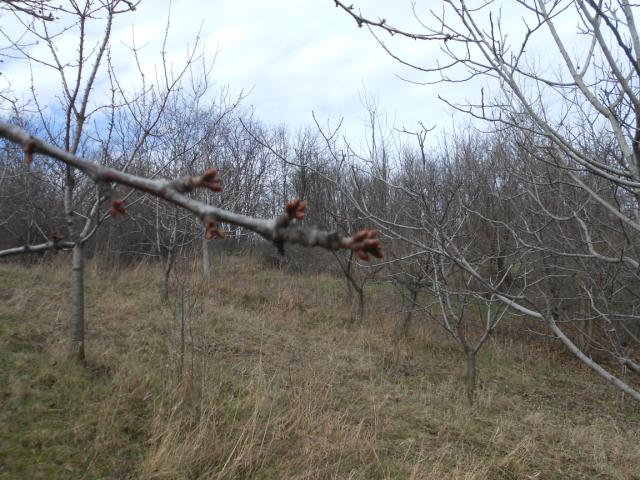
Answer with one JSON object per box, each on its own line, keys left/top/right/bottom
{"left": 202, "top": 234, "right": 211, "bottom": 285}
{"left": 355, "top": 285, "right": 364, "bottom": 323}
{"left": 70, "top": 242, "right": 85, "bottom": 362}
{"left": 161, "top": 267, "right": 170, "bottom": 304}
{"left": 465, "top": 349, "right": 477, "bottom": 405}
{"left": 176, "top": 289, "right": 185, "bottom": 379}
{"left": 160, "top": 248, "right": 176, "bottom": 303}
{"left": 394, "top": 289, "right": 417, "bottom": 341}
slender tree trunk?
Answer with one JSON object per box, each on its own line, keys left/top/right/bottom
{"left": 465, "top": 349, "right": 477, "bottom": 405}
{"left": 161, "top": 249, "right": 176, "bottom": 303}
{"left": 335, "top": 252, "right": 366, "bottom": 323}
{"left": 393, "top": 289, "right": 417, "bottom": 364}
{"left": 202, "top": 234, "right": 211, "bottom": 285}
{"left": 394, "top": 289, "right": 417, "bottom": 340}
{"left": 345, "top": 272, "right": 353, "bottom": 308}
{"left": 355, "top": 285, "right": 364, "bottom": 322}
{"left": 161, "top": 267, "right": 170, "bottom": 303}
{"left": 176, "top": 288, "right": 185, "bottom": 379}
{"left": 70, "top": 242, "right": 85, "bottom": 362}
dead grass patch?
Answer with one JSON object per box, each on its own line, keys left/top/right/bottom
{"left": 0, "top": 257, "right": 639, "bottom": 479}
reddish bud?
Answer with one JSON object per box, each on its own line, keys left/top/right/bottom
{"left": 110, "top": 199, "right": 126, "bottom": 217}
{"left": 195, "top": 168, "right": 223, "bottom": 192}
{"left": 347, "top": 229, "right": 383, "bottom": 261}
{"left": 356, "top": 251, "right": 370, "bottom": 261}
{"left": 205, "top": 220, "right": 225, "bottom": 240}
{"left": 285, "top": 199, "right": 307, "bottom": 221}
{"left": 351, "top": 230, "right": 369, "bottom": 243}
{"left": 24, "top": 139, "right": 37, "bottom": 166}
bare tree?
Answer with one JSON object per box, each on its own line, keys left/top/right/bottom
{"left": 333, "top": 0, "right": 640, "bottom": 401}
{"left": 432, "top": 254, "right": 510, "bottom": 404}
{"left": 0, "top": 1, "right": 218, "bottom": 360}
{"left": 0, "top": 1, "right": 146, "bottom": 360}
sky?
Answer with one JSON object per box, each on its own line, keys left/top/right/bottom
{"left": 0, "top": 0, "right": 587, "bottom": 147}
{"left": 116, "top": 0, "right": 455, "bottom": 142}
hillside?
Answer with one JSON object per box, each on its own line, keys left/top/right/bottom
{"left": 1, "top": 257, "right": 639, "bottom": 479}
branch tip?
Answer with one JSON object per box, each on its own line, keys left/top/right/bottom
{"left": 285, "top": 199, "right": 307, "bottom": 221}
{"left": 205, "top": 219, "right": 225, "bottom": 240}
{"left": 194, "top": 168, "right": 222, "bottom": 192}
{"left": 110, "top": 199, "right": 126, "bottom": 217}
{"left": 347, "top": 229, "right": 383, "bottom": 261}
{"left": 24, "top": 138, "right": 37, "bottom": 166}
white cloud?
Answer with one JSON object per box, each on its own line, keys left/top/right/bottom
{"left": 1, "top": 1, "right": 587, "bottom": 145}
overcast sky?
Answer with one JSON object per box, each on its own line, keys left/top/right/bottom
{"left": 120, "top": 0, "right": 456, "bottom": 142}
{"left": 1, "top": 1, "right": 586, "bottom": 146}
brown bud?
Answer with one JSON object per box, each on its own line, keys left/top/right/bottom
{"left": 285, "top": 199, "right": 307, "bottom": 221}
{"left": 356, "top": 251, "right": 370, "bottom": 261}
{"left": 110, "top": 199, "right": 126, "bottom": 217}
{"left": 195, "top": 168, "right": 223, "bottom": 192}
{"left": 347, "top": 229, "right": 383, "bottom": 261}
{"left": 24, "top": 139, "right": 37, "bottom": 166}
{"left": 205, "top": 220, "right": 225, "bottom": 240}
{"left": 351, "top": 230, "right": 369, "bottom": 243}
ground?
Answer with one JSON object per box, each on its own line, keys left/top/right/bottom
{"left": 1, "top": 256, "right": 639, "bottom": 479}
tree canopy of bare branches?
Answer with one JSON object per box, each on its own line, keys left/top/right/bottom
{"left": 332, "top": 0, "right": 640, "bottom": 402}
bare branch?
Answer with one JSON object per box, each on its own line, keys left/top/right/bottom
{"left": 0, "top": 239, "right": 74, "bottom": 257}
{"left": 0, "top": 121, "right": 383, "bottom": 258}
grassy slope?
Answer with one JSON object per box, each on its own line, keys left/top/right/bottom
{"left": 0, "top": 257, "right": 639, "bottom": 479}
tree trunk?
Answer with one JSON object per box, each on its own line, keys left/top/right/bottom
{"left": 161, "top": 249, "right": 176, "bottom": 303}
{"left": 161, "top": 267, "right": 170, "bottom": 303}
{"left": 355, "top": 285, "right": 364, "bottom": 323}
{"left": 394, "top": 289, "right": 417, "bottom": 341}
{"left": 345, "top": 272, "right": 353, "bottom": 308}
{"left": 202, "top": 234, "right": 211, "bottom": 285}
{"left": 70, "top": 242, "right": 85, "bottom": 362}
{"left": 465, "top": 349, "right": 477, "bottom": 405}
{"left": 393, "top": 290, "right": 416, "bottom": 365}
{"left": 176, "top": 289, "right": 185, "bottom": 379}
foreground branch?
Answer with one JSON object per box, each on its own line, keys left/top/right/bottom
{"left": 0, "top": 122, "right": 383, "bottom": 259}
{"left": 1, "top": 0, "right": 56, "bottom": 21}
{"left": 0, "top": 239, "right": 75, "bottom": 257}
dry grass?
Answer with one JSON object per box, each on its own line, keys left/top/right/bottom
{"left": 1, "top": 255, "right": 639, "bottom": 479}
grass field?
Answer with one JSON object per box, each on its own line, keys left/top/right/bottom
{"left": 1, "top": 256, "right": 639, "bottom": 479}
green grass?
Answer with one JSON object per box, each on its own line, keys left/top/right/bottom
{"left": 1, "top": 257, "right": 639, "bottom": 479}
{"left": 0, "top": 342, "right": 151, "bottom": 479}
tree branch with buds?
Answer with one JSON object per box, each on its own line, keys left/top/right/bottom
{"left": 0, "top": 239, "right": 75, "bottom": 257}
{"left": 0, "top": 121, "right": 383, "bottom": 259}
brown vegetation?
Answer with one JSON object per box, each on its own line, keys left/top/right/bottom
{"left": 1, "top": 257, "right": 639, "bottom": 479}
